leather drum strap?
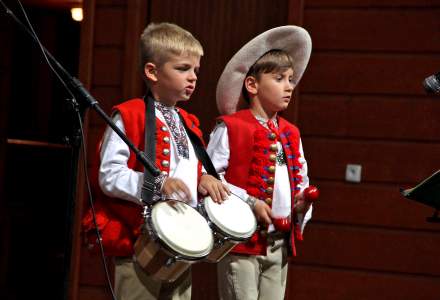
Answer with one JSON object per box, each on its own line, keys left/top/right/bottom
{"left": 141, "top": 95, "right": 157, "bottom": 205}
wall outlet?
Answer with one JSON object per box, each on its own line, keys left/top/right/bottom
{"left": 345, "top": 164, "right": 362, "bottom": 183}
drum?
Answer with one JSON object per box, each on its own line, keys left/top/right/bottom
{"left": 199, "top": 193, "right": 257, "bottom": 262}
{"left": 134, "top": 200, "right": 214, "bottom": 282}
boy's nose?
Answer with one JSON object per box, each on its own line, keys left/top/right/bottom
{"left": 188, "top": 71, "right": 197, "bottom": 81}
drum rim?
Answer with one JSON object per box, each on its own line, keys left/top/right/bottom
{"left": 149, "top": 200, "right": 214, "bottom": 259}
{"left": 201, "top": 196, "right": 257, "bottom": 240}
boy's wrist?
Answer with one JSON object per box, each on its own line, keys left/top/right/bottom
{"left": 245, "top": 195, "right": 258, "bottom": 209}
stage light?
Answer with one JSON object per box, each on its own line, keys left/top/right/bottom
{"left": 71, "top": 7, "right": 83, "bottom": 22}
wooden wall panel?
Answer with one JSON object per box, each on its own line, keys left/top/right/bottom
{"left": 305, "top": 0, "right": 440, "bottom": 7}
{"left": 295, "top": 224, "right": 440, "bottom": 276}
{"left": 295, "top": 0, "right": 440, "bottom": 298}
{"left": 304, "top": 138, "right": 440, "bottom": 183}
{"left": 304, "top": 9, "right": 440, "bottom": 52}
{"left": 92, "top": 48, "right": 124, "bottom": 86}
{"left": 299, "top": 95, "right": 440, "bottom": 141}
{"left": 311, "top": 181, "right": 440, "bottom": 231}
{"left": 302, "top": 53, "right": 440, "bottom": 95}
{"left": 288, "top": 265, "right": 440, "bottom": 300}
{"left": 94, "top": 8, "right": 125, "bottom": 46}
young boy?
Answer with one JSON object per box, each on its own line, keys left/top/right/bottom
{"left": 207, "top": 26, "right": 313, "bottom": 300}
{"left": 82, "top": 22, "right": 228, "bottom": 300}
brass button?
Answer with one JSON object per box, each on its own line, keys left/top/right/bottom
{"left": 161, "top": 126, "right": 168, "bottom": 132}
{"left": 267, "top": 177, "right": 274, "bottom": 184}
{"left": 269, "top": 154, "right": 276, "bottom": 162}
{"left": 265, "top": 197, "right": 272, "bottom": 205}
{"left": 162, "top": 148, "right": 170, "bottom": 155}
{"left": 268, "top": 165, "right": 276, "bottom": 173}
{"left": 268, "top": 132, "right": 276, "bottom": 140}
{"left": 161, "top": 171, "right": 168, "bottom": 176}
{"left": 269, "top": 143, "right": 277, "bottom": 151}
{"left": 163, "top": 136, "right": 170, "bottom": 143}
{"left": 265, "top": 187, "right": 273, "bottom": 194}
{"left": 161, "top": 160, "right": 169, "bottom": 167}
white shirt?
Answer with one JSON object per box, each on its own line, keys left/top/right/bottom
{"left": 98, "top": 108, "right": 199, "bottom": 208}
{"left": 206, "top": 120, "right": 312, "bottom": 233}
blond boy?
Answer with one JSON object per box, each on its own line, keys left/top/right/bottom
{"left": 83, "top": 22, "right": 228, "bottom": 300}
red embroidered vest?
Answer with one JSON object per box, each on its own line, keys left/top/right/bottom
{"left": 220, "top": 109, "right": 303, "bottom": 256}
{"left": 82, "top": 98, "right": 203, "bottom": 256}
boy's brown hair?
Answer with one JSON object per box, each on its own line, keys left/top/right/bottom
{"left": 139, "top": 22, "right": 203, "bottom": 73}
{"left": 242, "top": 49, "right": 294, "bottom": 102}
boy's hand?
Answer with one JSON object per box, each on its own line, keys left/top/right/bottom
{"left": 254, "top": 200, "right": 272, "bottom": 225}
{"left": 162, "top": 178, "right": 192, "bottom": 203}
{"left": 294, "top": 194, "right": 312, "bottom": 213}
{"left": 294, "top": 186, "right": 319, "bottom": 213}
{"left": 198, "top": 174, "right": 230, "bottom": 203}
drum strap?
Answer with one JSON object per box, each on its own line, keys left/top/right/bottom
{"left": 178, "top": 114, "right": 220, "bottom": 180}
{"left": 141, "top": 95, "right": 157, "bottom": 205}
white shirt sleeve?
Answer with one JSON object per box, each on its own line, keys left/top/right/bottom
{"left": 98, "top": 113, "right": 144, "bottom": 205}
{"left": 295, "top": 138, "right": 313, "bottom": 233}
{"left": 206, "top": 122, "right": 230, "bottom": 180}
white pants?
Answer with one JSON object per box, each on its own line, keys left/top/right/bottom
{"left": 114, "top": 257, "right": 191, "bottom": 300}
{"left": 217, "top": 238, "right": 288, "bottom": 300}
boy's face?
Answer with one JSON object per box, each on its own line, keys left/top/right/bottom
{"left": 253, "top": 68, "right": 295, "bottom": 114}
{"left": 150, "top": 53, "right": 200, "bottom": 106}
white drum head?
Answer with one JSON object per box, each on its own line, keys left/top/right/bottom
{"left": 151, "top": 201, "right": 213, "bottom": 258}
{"left": 203, "top": 194, "right": 257, "bottom": 239}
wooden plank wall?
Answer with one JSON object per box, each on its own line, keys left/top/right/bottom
{"left": 290, "top": 1, "right": 440, "bottom": 299}
{"left": 73, "top": 0, "right": 440, "bottom": 299}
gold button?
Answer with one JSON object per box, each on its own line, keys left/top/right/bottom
{"left": 265, "top": 187, "right": 273, "bottom": 194}
{"left": 161, "top": 171, "right": 168, "bottom": 176}
{"left": 269, "top": 154, "right": 276, "bottom": 162}
{"left": 162, "top": 148, "right": 170, "bottom": 155}
{"left": 161, "top": 126, "right": 168, "bottom": 132}
{"left": 268, "top": 165, "right": 276, "bottom": 173}
{"left": 163, "top": 136, "right": 170, "bottom": 143}
{"left": 260, "top": 230, "right": 268, "bottom": 237}
{"left": 265, "top": 197, "right": 272, "bottom": 205}
{"left": 269, "top": 143, "right": 277, "bottom": 151}
{"left": 161, "top": 160, "right": 169, "bottom": 167}
{"left": 268, "top": 132, "right": 276, "bottom": 140}
{"left": 267, "top": 177, "right": 274, "bottom": 184}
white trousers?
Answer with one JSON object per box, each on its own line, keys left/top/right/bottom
{"left": 114, "top": 257, "right": 191, "bottom": 300}
{"left": 217, "top": 238, "right": 288, "bottom": 300}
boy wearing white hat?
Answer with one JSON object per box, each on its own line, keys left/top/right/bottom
{"left": 207, "top": 26, "right": 313, "bottom": 300}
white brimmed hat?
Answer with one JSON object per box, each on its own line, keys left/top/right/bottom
{"left": 216, "top": 25, "right": 312, "bottom": 115}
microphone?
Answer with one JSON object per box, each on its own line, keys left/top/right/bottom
{"left": 423, "top": 73, "right": 440, "bottom": 94}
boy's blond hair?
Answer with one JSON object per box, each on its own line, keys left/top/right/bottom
{"left": 139, "top": 22, "right": 203, "bottom": 71}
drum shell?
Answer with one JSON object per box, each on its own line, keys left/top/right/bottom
{"left": 199, "top": 200, "right": 254, "bottom": 263}
{"left": 204, "top": 230, "right": 240, "bottom": 263}
{"left": 134, "top": 228, "right": 193, "bottom": 283}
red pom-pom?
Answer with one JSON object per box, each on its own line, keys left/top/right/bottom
{"left": 304, "top": 185, "right": 319, "bottom": 202}
{"left": 272, "top": 217, "right": 291, "bottom": 232}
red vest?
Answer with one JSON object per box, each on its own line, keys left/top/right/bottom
{"left": 82, "top": 98, "right": 203, "bottom": 256}
{"left": 220, "top": 109, "right": 304, "bottom": 256}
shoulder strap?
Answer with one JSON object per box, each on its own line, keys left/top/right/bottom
{"left": 141, "top": 95, "right": 157, "bottom": 205}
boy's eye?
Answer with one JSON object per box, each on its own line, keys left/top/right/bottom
{"left": 176, "top": 66, "right": 190, "bottom": 71}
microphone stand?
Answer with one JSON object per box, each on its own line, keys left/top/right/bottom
{"left": 1, "top": 2, "right": 160, "bottom": 300}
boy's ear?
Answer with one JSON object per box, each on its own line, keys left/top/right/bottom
{"left": 244, "top": 76, "right": 258, "bottom": 96}
{"left": 144, "top": 62, "right": 158, "bottom": 82}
